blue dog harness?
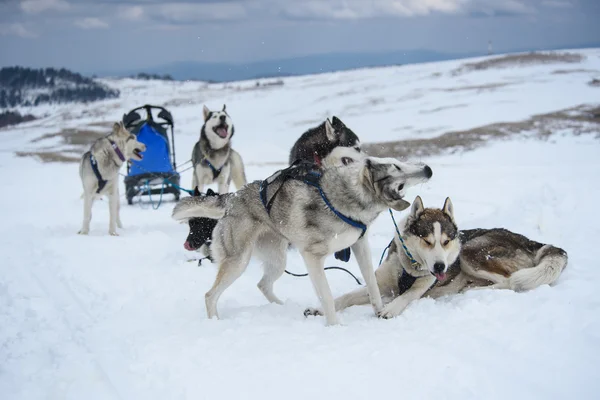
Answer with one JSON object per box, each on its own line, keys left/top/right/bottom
{"left": 200, "top": 158, "right": 223, "bottom": 180}
{"left": 259, "top": 161, "right": 367, "bottom": 239}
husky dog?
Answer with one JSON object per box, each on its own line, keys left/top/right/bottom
{"left": 289, "top": 116, "right": 362, "bottom": 167}
{"left": 182, "top": 117, "right": 365, "bottom": 258}
{"left": 183, "top": 188, "right": 219, "bottom": 260}
{"left": 173, "top": 157, "right": 432, "bottom": 325}
{"left": 307, "top": 196, "right": 568, "bottom": 319}
{"left": 78, "top": 121, "right": 146, "bottom": 236}
{"left": 191, "top": 104, "right": 246, "bottom": 194}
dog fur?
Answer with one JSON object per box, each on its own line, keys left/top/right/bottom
{"left": 191, "top": 104, "right": 246, "bottom": 194}
{"left": 78, "top": 121, "right": 146, "bottom": 236}
{"left": 307, "top": 196, "right": 568, "bottom": 319}
{"left": 173, "top": 157, "right": 432, "bottom": 325}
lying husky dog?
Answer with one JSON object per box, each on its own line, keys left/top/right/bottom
{"left": 78, "top": 121, "right": 146, "bottom": 236}
{"left": 182, "top": 117, "right": 364, "bottom": 260}
{"left": 306, "top": 196, "right": 568, "bottom": 319}
{"left": 191, "top": 104, "right": 246, "bottom": 194}
{"left": 173, "top": 157, "right": 432, "bottom": 325}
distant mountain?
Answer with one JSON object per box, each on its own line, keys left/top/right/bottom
{"left": 104, "top": 49, "right": 466, "bottom": 82}
{"left": 97, "top": 42, "right": 600, "bottom": 83}
{"left": 0, "top": 66, "right": 119, "bottom": 108}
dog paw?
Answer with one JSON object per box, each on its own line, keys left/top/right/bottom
{"left": 303, "top": 307, "right": 323, "bottom": 317}
{"left": 377, "top": 303, "right": 404, "bottom": 319}
{"left": 77, "top": 230, "right": 88, "bottom": 235}
{"left": 109, "top": 231, "right": 119, "bottom": 236}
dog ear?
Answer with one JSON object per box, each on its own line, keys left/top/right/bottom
{"left": 442, "top": 197, "right": 455, "bottom": 223}
{"left": 112, "top": 122, "right": 121, "bottom": 133}
{"left": 222, "top": 104, "right": 226, "bottom": 112}
{"left": 411, "top": 196, "right": 425, "bottom": 218}
{"left": 203, "top": 105, "right": 211, "bottom": 121}
{"left": 193, "top": 187, "right": 201, "bottom": 196}
{"left": 325, "top": 118, "right": 336, "bottom": 141}
{"left": 331, "top": 116, "right": 345, "bottom": 128}
{"left": 389, "top": 198, "right": 411, "bottom": 212}
{"left": 206, "top": 188, "right": 216, "bottom": 196}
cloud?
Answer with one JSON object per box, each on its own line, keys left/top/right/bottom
{"left": 118, "top": 2, "right": 246, "bottom": 24}
{"left": 541, "top": 0, "right": 574, "bottom": 8}
{"left": 0, "top": 22, "right": 37, "bottom": 38}
{"left": 278, "top": 0, "right": 469, "bottom": 20}
{"left": 74, "top": 17, "right": 108, "bottom": 29}
{"left": 20, "top": 0, "right": 69, "bottom": 14}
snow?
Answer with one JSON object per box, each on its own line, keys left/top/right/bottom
{"left": 2, "top": 49, "right": 600, "bottom": 399}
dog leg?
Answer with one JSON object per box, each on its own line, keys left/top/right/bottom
{"left": 379, "top": 275, "right": 436, "bottom": 319}
{"left": 115, "top": 185, "right": 123, "bottom": 229}
{"left": 351, "top": 236, "right": 383, "bottom": 314}
{"left": 78, "top": 193, "right": 94, "bottom": 235}
{"left": 218, "top": 182, "right": 229, "bottom": 194}
{"left": 301, "top": 251, "right": 339, "bottom": 326}
{"left": 304, "top": 287, "right": 370, "bottom": 317}
{"left": 205, "top": 250, "right": 253, "bottom": 319}
{"left": 425, "top": 272, "right": 470, "bottom": 299}
{"left": 257, "top": 241, "right": 287, "bottom": 305}
{"left": 108, "top": 187, "right": 119, "bottom": 236}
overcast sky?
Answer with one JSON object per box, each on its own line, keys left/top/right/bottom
{"left": 0, "top": 0, "right": 598, "bottom": 73}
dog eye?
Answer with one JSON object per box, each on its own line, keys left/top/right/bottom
{"left": 422, "top": 238, "right": 432, "bottom": 246}
{"left": 354, "top": 147, "right": 361, "bottom": 152}
{"left": 341, "top": 157, "right": 354, "bottom": 165}
{"left": 442, "top": 239, "right": 450, "bottom": 246}
{"left": 397, "top": 184, "right": 404, "bottom": 191}
{"left": 395, "top": 165, "right": 402, "bottom": 172}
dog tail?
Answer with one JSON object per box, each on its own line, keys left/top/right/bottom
{"left": 172, "top": 193, "right": 231, "bottom": 221}
{"left": 508, "top": 245, "right": 568, "bottom": 291}
{"left": 230, "top": 149, "right": 247, "bottom": 190}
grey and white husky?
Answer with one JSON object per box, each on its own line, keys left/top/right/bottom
{"left": 78, "top": 121, "right": 146, "bottom": 236}
{"left": 182, "top": 116, "right": 364, "bottom": 257}
{"left": 191, "top": 104, "right": 246, "bottom": 194}
{"left": 173, "top": 157, "right": 432, "bottom": 325}
{"left": 306, "top": 196, "right": 568, "bottom": 319}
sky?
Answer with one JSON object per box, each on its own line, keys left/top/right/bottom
{"left": 0, "top": 0, "right": 599, "bottom": 74}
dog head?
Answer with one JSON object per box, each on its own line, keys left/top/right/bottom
{"left": 184, "top": 188, "right": 219, "bottom": 251}
{"left": 202, "top": 104, "right": 234, "bottom": 147}
{"left": 319, "top": 117, "right": 364, "bottom": 167}
{"left": 110, "top": 121, "right": 146, "bottom": 161}
{"left": 361, "top": 157, "right": 432, "bottom": 211}
{"left": 403, "top": 196, "right": 460, "bottom": 281}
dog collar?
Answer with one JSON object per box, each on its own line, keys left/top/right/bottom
{"left": 388, "top": 209, "right": 421, "bottom": 268}
{"left": 108, "top": 139, "right": 126, "bottom": 162}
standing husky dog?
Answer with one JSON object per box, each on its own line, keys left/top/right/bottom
{"left": 307, "top": 196, "right": 568, "bottom": 319}
{"left": 173, "top": 157, "right": 432, "bottom": 325}
{"left": 289, "top": 116, "right": 362, "bottom": 167}
{"left": 78, "top": 122, "right": 146, "bottom": 236}
{"left": 191, "top": 104, "right": 246, "bottom": 194}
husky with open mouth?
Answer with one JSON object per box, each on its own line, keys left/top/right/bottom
{"left": 78, "top": 121, "right": 146, "bottom": 236}
{"left": 191, "top": 104, "right": 246, "bottom": 194}
{"left": 305, "top": 196, "right": 568, "bottom": 319}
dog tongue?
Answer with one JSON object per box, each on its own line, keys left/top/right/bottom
{"left": 216, "top": 127, "right": 228, "bottom": 138}
{"left": 435, "top": 272, "right": 447, "bottom": 281}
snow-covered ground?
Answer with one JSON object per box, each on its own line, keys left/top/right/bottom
{"left": 1, "top": 49, "right": 600, "bottom": 399}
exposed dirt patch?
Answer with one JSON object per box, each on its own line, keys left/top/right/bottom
{"left": 552, "top": 68, "right": 598, "bottom": 75}
{"left": 363, "top": 104, "right": 600, "bottom": 159}
{"left": 452, "top": 52, "right": 584, "bottom": 76}
{"left": 18, "top": 128, "right": 106, "bottom": 163}
{"left": 589, "top": 79, "right": 600, "bottom": 87}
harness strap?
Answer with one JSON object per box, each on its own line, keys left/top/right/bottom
{"left": 201, "top": 158, "right": 223, "bottom": 180}
{"left": 397, "top": 269, "right": 417, "bottom": 296}
{"left": 108, "top": 139, "right": 126, "bottom": 162}
{"left": 259, "top": 161, "right": 367, "bottom": 238}
{"left": 89, "top": 153, "right": 107, "bottom": 193}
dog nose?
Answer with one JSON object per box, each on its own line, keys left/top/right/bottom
{"left": 219, "top": 115, "right": 226, "bottom": 122}
{"left": 433, "top": 262, "right": 445, "bottom": 274}
{"left": 424, "top": 165, "right": 433, "bottom": 179}
{"left": 184, "top": 241, "right": 193, "bottom": 251}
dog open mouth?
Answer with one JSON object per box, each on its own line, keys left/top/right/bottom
{"left": 434, "top": 272, "right": 447, "bottom": 281}
{"left": 133, "top": 148, "right": 144, "bottom": 160}
{"left": 213, "top": 124, "right": 229, "bottom": 138}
